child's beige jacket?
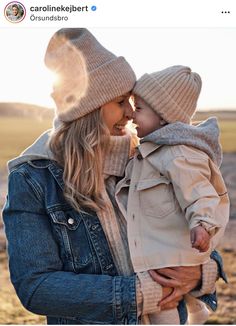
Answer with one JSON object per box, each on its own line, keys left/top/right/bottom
{"left": 115, "top": 118, "right": 230, "bottom": 272}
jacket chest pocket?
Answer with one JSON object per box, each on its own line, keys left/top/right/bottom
{"left": 50, "top": 210, "right": 96, "bottom": 273}
{"left": 137, "top": 176, "right": 177, "bottom": 218}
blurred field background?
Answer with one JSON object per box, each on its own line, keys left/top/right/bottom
{"left": 0, "top": 103, "right": 236, "bottom": 324}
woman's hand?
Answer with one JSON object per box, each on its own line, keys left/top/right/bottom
{"left": 149, "top": 265, "right": 201, "bottom": 307}
{"left": 161, "top": 287, "right": 183, "bottom": 310}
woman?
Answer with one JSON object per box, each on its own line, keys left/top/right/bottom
{"left": 3, "top": 28, "right": 225, "bottom": 325}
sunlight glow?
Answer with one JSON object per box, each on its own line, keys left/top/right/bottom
{"left": 1, "top": 28, "right": 236, "bottom": 110}
{"left": 45, "top": 33, "right": 89, "bottom": 116}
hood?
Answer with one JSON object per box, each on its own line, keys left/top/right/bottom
{"left": 8, "top": 130, "right": 55, "bottom": 172}
{"left": 140, "top": 117, "right": 222, "bottom": 166}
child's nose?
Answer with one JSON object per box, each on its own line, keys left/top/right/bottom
{"left": 131, "top": 110, "right": 136, "bottom": 120}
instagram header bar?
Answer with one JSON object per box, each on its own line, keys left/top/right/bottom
{"left": 1, "top": 0, "right": 236, "bottom": 27}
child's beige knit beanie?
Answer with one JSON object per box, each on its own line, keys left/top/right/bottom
{"left": 45, "top": 28, "right": 136, "bottom": 122}
{"left": 133, "top": 65, "right": 202, "bottom": 124}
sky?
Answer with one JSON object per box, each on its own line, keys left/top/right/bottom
{"left": 1, "top": 27, "right": 236, "bottom": 110}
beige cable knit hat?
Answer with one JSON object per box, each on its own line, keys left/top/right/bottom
{"left": 45, "top": 28, "right": 136, "bottom": 122}
{"left": 133, "top": 65, "right": 202, "bottom": 124}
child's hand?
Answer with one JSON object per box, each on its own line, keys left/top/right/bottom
{"left": 190, "top": 226, "right": 210, "bottom": 252}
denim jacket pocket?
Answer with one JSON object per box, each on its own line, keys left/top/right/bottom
{"left": 137, "top": 176, "right": 177, "bottom": 218}
{"left": 49, "top": 209, "right": 95, "bottom": 273}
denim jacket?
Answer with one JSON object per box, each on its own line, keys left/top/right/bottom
{"left": 3, "top": 159, "right": 227, "bottom": 325}
{"left": 3, "top": 159, "right": 137, "bottom": 324}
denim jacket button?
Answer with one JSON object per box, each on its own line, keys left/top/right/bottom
{"left": 68, "top": 218, "right": 74, "bottom": 225}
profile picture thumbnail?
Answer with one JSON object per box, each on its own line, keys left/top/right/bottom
{"left": 4, "top": 1, "right": 26, "bottom": 23}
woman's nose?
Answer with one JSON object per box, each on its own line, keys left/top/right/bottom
{"left": 124, "top": 102, "right": 134, "bottom": 120}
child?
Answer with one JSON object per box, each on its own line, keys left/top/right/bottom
{"left": 115, "top": 66, "right": 230, "bottom": 324}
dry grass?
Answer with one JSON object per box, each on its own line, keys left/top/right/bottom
{"left": 0, "top": 252, "right": 45, "bottom": 324}
{"left": 0, "top": 117, "right": 52, "bottom": 169}
{"left": 0, "top": 115, "right": 51, "bottom": 323}
{"left": 219, "top": 121, "right": 236, "bottom": 153}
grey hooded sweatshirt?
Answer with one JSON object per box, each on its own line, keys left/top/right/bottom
{"left": 141, "top": 117, "right": 222, "bottom": 167}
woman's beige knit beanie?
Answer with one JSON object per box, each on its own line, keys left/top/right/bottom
{"left": 45, "top": 28, "right": 136, "bottom": 122}
{"left": 133, "top": 65, "right": 202, "bottom": 124}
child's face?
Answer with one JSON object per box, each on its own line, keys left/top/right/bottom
{"left": 133, "top": 95, "right": 163, "bottom": 138}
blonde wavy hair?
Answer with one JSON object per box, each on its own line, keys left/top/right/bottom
{"left": 49, "top": 109, "right": 110, "bottom": 213}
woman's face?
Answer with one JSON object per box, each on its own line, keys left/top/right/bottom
{"left": 101, "top": 93, "right": 133, "bottom": 136}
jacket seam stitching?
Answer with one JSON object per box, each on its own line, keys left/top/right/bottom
{"left": 15, "top": 170, "right": 43, "bottom": 202}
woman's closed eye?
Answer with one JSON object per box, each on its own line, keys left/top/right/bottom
{"left": 115, "top": 96, "right": 125, "bottom": 105}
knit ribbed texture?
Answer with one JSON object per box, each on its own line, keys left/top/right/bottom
{"left": 136, "top": 276, "right": 144, "bottom": 316}
{"left": 103, "top": 135, "right": 131, "bottom": 178}
{"left": 133, "top": 65, "right": 202, "bottom": 124}
{"left": 97, "top": 134, "right": 135, "bottom": 277}
{"left": 191, "top": 259, "right": 218, "bottom": 297}
{"left": 96, "top": 135, "right": 134, "bottom": 277}
{"left": 98, "top": 184, "right": 132, "bottom": 276}
{"left": 45, "top": 28, "right": 136, "bottom": 122}
{"left": 137, "top": 271, "right": 162, "bottom": 315}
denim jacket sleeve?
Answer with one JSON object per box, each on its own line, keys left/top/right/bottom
{"left": 3, "top": 169, "right": 137, "bottom": 324}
